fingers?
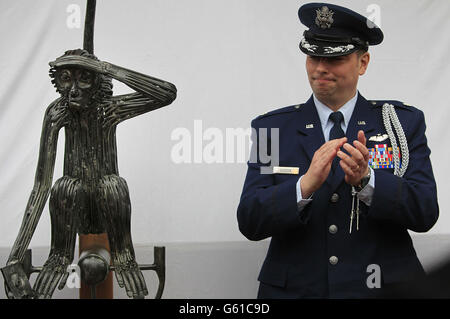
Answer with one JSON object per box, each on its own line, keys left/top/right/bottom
{"left": 134, "top": 269, "right": 148, "bottom": 297}
{"left": 341, "top": 144, "right": 365, "bottom": 167}
{"left": 302, "top": 137, "right": 348, "bottom": 196}
{"left": 33, "top": 254, "right": 72, "bottom": 298}
{"left": 115, "top": 267, "right": 125, "bottom": 288}
{"left": 339, "top": 158, "right": 359, "bottom": 181}
{"left": 51, "top": 56, "right": 102, "bottom": 73}
{"left": 322, "top": 137, "right": 347, "bottom": 151}
{"left": 34, "top": 269, "right": 62, "bottom": 299}
{"left": 337, "top": 138, "right": 370, "bottom": 185}
{"left": 46, "top": 272, "right": 63, "bottom": 298}
{"left": 358, "top": 130, "right": 366, "bottom": 146}
{"left": 33, "top": 268, "right": 50, "bottom": 298}
{"left": 58, "top": 272, "right": 69, "bottom": 290}
{"left": 337, "top": 149, "right": 359, "bottom": 171}
{"left": 315, "top": 137, "right": 347, "bottom": 164}
{"left": 122, "top": 270, "right": 135, "bottom": 298}
{"left": 353, "top": 139, "right": 370, "bottom": 162}
{"left": 120, "top": 266, "right": 148, "bottom": 298}
{"left": 113, "top": 254, "right": 148, "bottom": 298}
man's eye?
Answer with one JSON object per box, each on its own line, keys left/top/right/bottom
{"left": 331, "top": 56, "right": 347, "bottom": 62}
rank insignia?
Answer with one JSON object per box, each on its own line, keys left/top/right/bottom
{"left": 368, "top": 144, "right": 401, "bottom": 169}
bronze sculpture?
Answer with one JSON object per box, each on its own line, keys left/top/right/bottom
{"left": 1, "top": 1, "right": 176, "bottom": 299}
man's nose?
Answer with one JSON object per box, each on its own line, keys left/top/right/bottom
{"left": 315, "top": 58, "right": 329, "bottom": 73}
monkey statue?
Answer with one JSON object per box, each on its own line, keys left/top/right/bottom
{"left": 3, "top": 49, "right": 177, "bottom": 299}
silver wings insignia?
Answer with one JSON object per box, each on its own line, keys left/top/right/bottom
{"left": 369, "top": 134, "right": 389, "bottom": 142}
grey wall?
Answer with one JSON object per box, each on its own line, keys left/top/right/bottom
{"left": 1, "top": 235, "right": 450, "bottom": 299}
{"left": 0, "top": 0, "right": 449, "bottom": 248}
{"left": 1, "top": 0, "right": 449, "bottom": 299}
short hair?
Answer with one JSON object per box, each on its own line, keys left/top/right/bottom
{"left": 356, "top": 48, "right": 369, "bottom": 56}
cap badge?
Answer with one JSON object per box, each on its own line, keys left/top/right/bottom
{"left": 315, "top": 6, "right": 334, "bottom": 29}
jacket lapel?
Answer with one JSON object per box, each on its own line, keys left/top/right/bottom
{"left": 329, "top": 93, "right": 377, "bottom": 192}
{"left": 295, "top": 96, "right": 325, "bottom": 163}
{"left": 345, "top": 93, "right": 376, "bottom": 146}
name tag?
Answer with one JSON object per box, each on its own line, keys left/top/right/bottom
{"left": 273, "top": 166, "right": 299, "bottom": 175}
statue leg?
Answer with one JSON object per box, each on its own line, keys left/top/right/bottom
{"left": 33, "top": 176, "right": 81, "bottom": 299}
{"left": 98, "top": 174, "right": 148, "bottom": 298}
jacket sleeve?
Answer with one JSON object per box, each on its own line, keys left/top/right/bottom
{"left": 368, "top": 109, "right": 439, "bottom": 232}
{"left": 237, "top": 119, "right": 308, "bottom": 241}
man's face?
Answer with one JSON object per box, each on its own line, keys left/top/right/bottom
{"left": 56, "top": 67, "right": 97, "bottom": 108}
{"left": 305, "top": 52, "right": 370, "bottom": 108}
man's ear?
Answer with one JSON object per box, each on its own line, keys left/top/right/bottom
{"left": 359, "top": 52, "right": 370, "bottom": 76}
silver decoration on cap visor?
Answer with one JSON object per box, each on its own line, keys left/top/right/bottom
{"left": 315, "top": 6, "right": 334, "bottom": 29}
{"left": 324, "top": 44, "right": 355, "bottom": 54}
{"left": 300, "top": 38, "right": 318, "bottom": 52}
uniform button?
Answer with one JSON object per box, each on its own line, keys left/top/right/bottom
{"left": 330, "top": 193, "right": 339, "bottom": 203}
{"left": 329, "top": 225, "right": 338, "bottom": 234}
{"left": 329, "top": 256, "right": 339, "bottom": 265}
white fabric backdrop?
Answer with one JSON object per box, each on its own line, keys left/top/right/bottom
{"left": 0, "top": 0, "right": 448, "bottom": 248}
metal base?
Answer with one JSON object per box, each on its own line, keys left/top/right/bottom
{"left": 1, "top": 247, "right": 165, "bottom": 299}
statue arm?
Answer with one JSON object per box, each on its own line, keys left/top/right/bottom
{"left": 7, "top": 100, "right": 66, "bottom": 265}
{"left": 49, "top": 55, "right": 177, "bottom": 124}
{"left": 106, "top": 62, "right": 177, "bottom": 123}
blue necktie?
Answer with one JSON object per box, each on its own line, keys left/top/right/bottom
{"left": 329, "top": 111, "right": 345, "bottom": 171}
{"left": 329, "top": 111, "right": 345, "bottom": 141}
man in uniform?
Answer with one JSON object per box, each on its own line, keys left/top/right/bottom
{"left": 237, "top": 3, "right": 439, "bottom": 298}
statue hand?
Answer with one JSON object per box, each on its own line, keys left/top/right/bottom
{"left": 33, "top": 253, "right": 71, "bottom": 299}
{"left": 113, "top": 254, "right": 148, "bottom": 299}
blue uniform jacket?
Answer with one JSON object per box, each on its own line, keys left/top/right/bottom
{"left": 237, "top": 93, "right": 439, "bottom": 298}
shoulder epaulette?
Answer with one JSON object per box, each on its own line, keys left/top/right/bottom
{"left": 257, "top": 104, "right": 303, "bottom": 120}
{"left": 369, "top": 100, "right": 412, "bottom": 109}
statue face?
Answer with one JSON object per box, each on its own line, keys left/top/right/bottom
{"left": 56, "top": 68, "right": 97, "bottom": 108}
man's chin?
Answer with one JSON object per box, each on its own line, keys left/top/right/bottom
{"left": 313, "top": 89, "right": 334, "bottom": 100}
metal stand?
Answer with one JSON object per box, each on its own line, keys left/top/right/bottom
{"left": 2, "top": 247, "right": 166, "bottom": 299}
{"left": 1, "top": 249, "right": 40, "bottom": 299}
{"left": 79, "top": 246, "right": 166, "bottom": 299}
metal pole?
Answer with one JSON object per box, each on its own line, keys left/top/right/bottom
{"left": 83, "top": 0, "right": 96, "bottom": 54}
{"left": 78, "top": 0, "right": 113, "bottom": 300}
{"left": 79, "top": 234, "right": 113, "bottom": 299}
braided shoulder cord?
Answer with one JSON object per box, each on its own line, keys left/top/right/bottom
{"left": 381, "top": 103, "right": 409, "bottom": 177}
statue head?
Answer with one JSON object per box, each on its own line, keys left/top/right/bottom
{"left": 49, "top": 49, "right": 113, "bottom": 109}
